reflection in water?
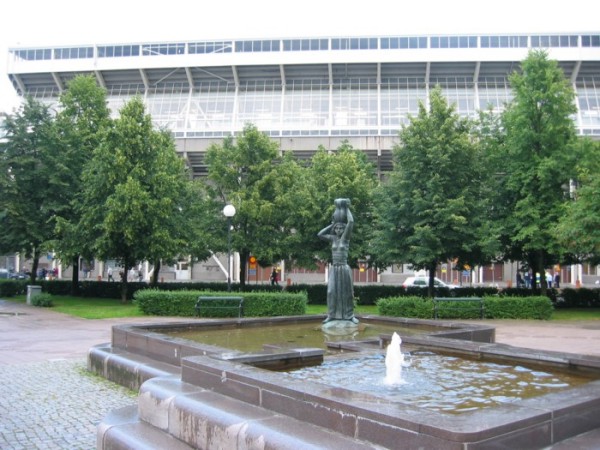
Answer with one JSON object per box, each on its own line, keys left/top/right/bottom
{"left": 166, "top": 322, "right": 428, "bottom": 352}
{"left": 287, "top": 352, "right": 596, "bottom": 414}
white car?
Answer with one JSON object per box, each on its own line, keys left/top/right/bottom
{"left": 402, "top": 276, "right": 459, "bottom": 289}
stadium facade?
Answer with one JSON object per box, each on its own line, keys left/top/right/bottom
{"left": 4, "top": 32, "right": 600, "bottom": 286}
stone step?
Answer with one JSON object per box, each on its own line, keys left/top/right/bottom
{"left": 89, "top": 343, "right": 180, "bottom": 391}
{"left": 98, "top": 404, "right": 194, "bottom": 450}
{"left": 132, "top": 376, "right": 381, "bottom": 449}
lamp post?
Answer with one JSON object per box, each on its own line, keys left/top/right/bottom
{"left": 223, "top": 204, "right": 236, "bottom": 291}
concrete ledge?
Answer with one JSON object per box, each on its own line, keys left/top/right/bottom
{"left": 89, "top": 343, "right": 180, "bottom": 391}
{"left": 97, "top": 405, "right": 193, "bottom": 450}
{"left": 139, "top": 377, "right": 380, "bottom": 449}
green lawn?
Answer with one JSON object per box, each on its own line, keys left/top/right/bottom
{"left": 9, "top": 295, "right": 145, "bottom": 319}
{"left": 5, "top": 295, "right": 600, "bottom": 321}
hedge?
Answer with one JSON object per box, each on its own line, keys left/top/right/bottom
{"left": 0, "top": 279, "right": 27, "bottom": 297}
{"left": 9, "top": 278, "right": 596, "bottom": 313}
{"left": 134, "top": 289, "right": 307, "bottom": 317}
{"left": 484, "top": 295, "right": 553, "bottom": 320}
{"left": 376, "top": 295, "right": 553, "bottom": 320}
{"left": 376, "top": 296, "right": 433, "bottom": 319}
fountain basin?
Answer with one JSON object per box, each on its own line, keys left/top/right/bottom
{"left": 90, "top": 315, "right": 600, "bottom": 449}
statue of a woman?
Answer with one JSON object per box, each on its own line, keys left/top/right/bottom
{"left": 318, "top": 198, "right": 358, "bottom": 324}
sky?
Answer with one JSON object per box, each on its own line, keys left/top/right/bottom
{"left": 1, "top": 0, "right": 599, "bottom": 114}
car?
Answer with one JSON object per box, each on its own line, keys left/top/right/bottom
{"left": 401, "top": 276, "right": 459, "bottom": 289}
{"left": 9, "top": 272, "right": 28, "bottom": 280}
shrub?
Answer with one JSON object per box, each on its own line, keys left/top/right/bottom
{"left": 0, "top": 279, "right": 27, "bottom": 297}
{"left": 375, "top": 294, "right": 553, "bottom": 320}
{"left": 134, "top": 289, "right": 307, "bottom": 317}
{"left": 559, "top": 288, "right": 600, "bottom": 308}
{"left": 31, "top": 293, "right": 54, "bottom": 307}
{"left": 376, "top": 296, "right": 433, "bottom": 319}
{"left": 285, "top": 284, "right": 328, "bottom": 304}
{"left": 432, "top": 298, "right": 485, "bottom": 320}
{"left": 484, "top": 296, "right": 553, "bottom": 320}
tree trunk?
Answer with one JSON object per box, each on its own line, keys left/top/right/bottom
{"left": 120, "top": 264, "right": 129, "bottom": 303}
{"left": 427, "top": 263, "right": 437, "bottom": 298}
{"left": 151, "top": 259, "right": 161, "bottom": 286}
{"left": 30, "top": 247, "right": 40, "bottom": 284}
{"left": 538, "top": 250, "right": 547, "bottom": 296}
{"left": 71, "top": 255, "right": 80, "bottom": 295}
{"left": 239, "top": 249, "right": 249, "bottom": 289}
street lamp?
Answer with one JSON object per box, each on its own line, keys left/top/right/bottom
{"left": 223, "top": 204, "right": 236, "bottom": 291}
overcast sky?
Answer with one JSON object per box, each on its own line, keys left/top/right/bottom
{"left": 1, "top": 0, "right": 599, "bottom": 114}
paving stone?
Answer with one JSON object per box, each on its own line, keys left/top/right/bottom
{"left": 0, "top": 359, "right": 136, "bottom": 450}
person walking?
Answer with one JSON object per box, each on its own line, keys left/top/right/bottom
{"left": 270, "top": 268, "right": 279, "bottom": 286}
{"left": 107, "top": 267, "right": 114, "bottom": 282}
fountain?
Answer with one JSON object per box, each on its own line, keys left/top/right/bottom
{"left": 90, "top": 316, "right": 600, "bottom": 449}
{"left": 383, "top": 332, "right": 406, "bottom": 385}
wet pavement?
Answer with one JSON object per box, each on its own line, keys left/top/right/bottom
{"left": 1, "top": 299, "right": 600, "bottom": 449}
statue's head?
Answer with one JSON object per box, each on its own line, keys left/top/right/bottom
{"left": 333, "top": 222, "right": 345, "bottom": 236}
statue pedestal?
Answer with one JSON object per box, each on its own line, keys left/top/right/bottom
{"left": 321, "top": 319, "right": 360, "bottom": 335}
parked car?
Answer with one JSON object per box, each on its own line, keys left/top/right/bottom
{"left": 402, "top": 276, "right": 459, "bottom": 289}
{"left": 0, "top": 269, "right": 9, "bottom": 279}
{"left": 9, "top": 272, "right": 28, "bottom": 280}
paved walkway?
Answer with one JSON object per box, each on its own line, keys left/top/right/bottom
{"left": 1, "top": 299, "right": 600, "bottom": 449}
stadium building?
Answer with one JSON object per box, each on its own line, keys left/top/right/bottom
{"left": 4, "top": 32, "right": 600, "bottom": 286}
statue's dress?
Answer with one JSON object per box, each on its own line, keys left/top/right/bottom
{"left": 327, "top": 243, "right": 354, "bottom": 320}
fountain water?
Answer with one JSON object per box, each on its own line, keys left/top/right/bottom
{"left": 384, "top": 331, "right": 407, "bottom": 385}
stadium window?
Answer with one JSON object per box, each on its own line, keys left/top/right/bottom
{"left": 582, "top": 35, "right": 600, "bottom": 47}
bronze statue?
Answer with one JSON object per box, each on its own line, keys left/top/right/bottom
{"left": 318, "top": 198, "right": 358, "bottom": 324}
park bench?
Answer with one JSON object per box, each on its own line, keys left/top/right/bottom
{"left": 433, "top": 297, "right": 484, "bottom": 319}
{"left": 195, "top": 296, "right": 244, "bottom": 318}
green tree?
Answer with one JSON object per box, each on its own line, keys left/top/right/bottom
{"left": 78, "top": 97, "right": 198, "bottom": 301}
{"left": 52, "top": 75, "right": 112, "bottom": 294}
{"left": 204, "top": 123, "right": 299, "bottom": 286}
{"left": 555, "top": 138, "right": 600, "bottom": 265}
{"left": 0, "top": 98, "right": 60, "bottom": 283}
{"left": 306, "top": 142, "right": 378, "bottom": 267}
{"left": 500, "top": 50, "right": 578, "bottom": 294}
{"left": 371, "top": 87, "right": 483, "bottom": 296}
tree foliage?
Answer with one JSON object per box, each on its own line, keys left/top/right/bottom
{"left": 52, "top": 75, "right": 112, "bottom": 292}
{"left": 78, "top": 97, "right": 199, "bottom": 300}
{"left": 0, "top": 97, "right": 60, "bottom": 282}
{"left": 371, "top": 86, "right": 484, "bottom": 295}
{"left": 500, "top": 50, "right": 578, "bottom": 292}
{"left": 204, "top": 124, "right": 303, "bottom": 285}
{"left": 555, "top": 138, "right": 600, "bottom": 263}
{"left": 306, "top": 142, "right": 378, "bottom": 267}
